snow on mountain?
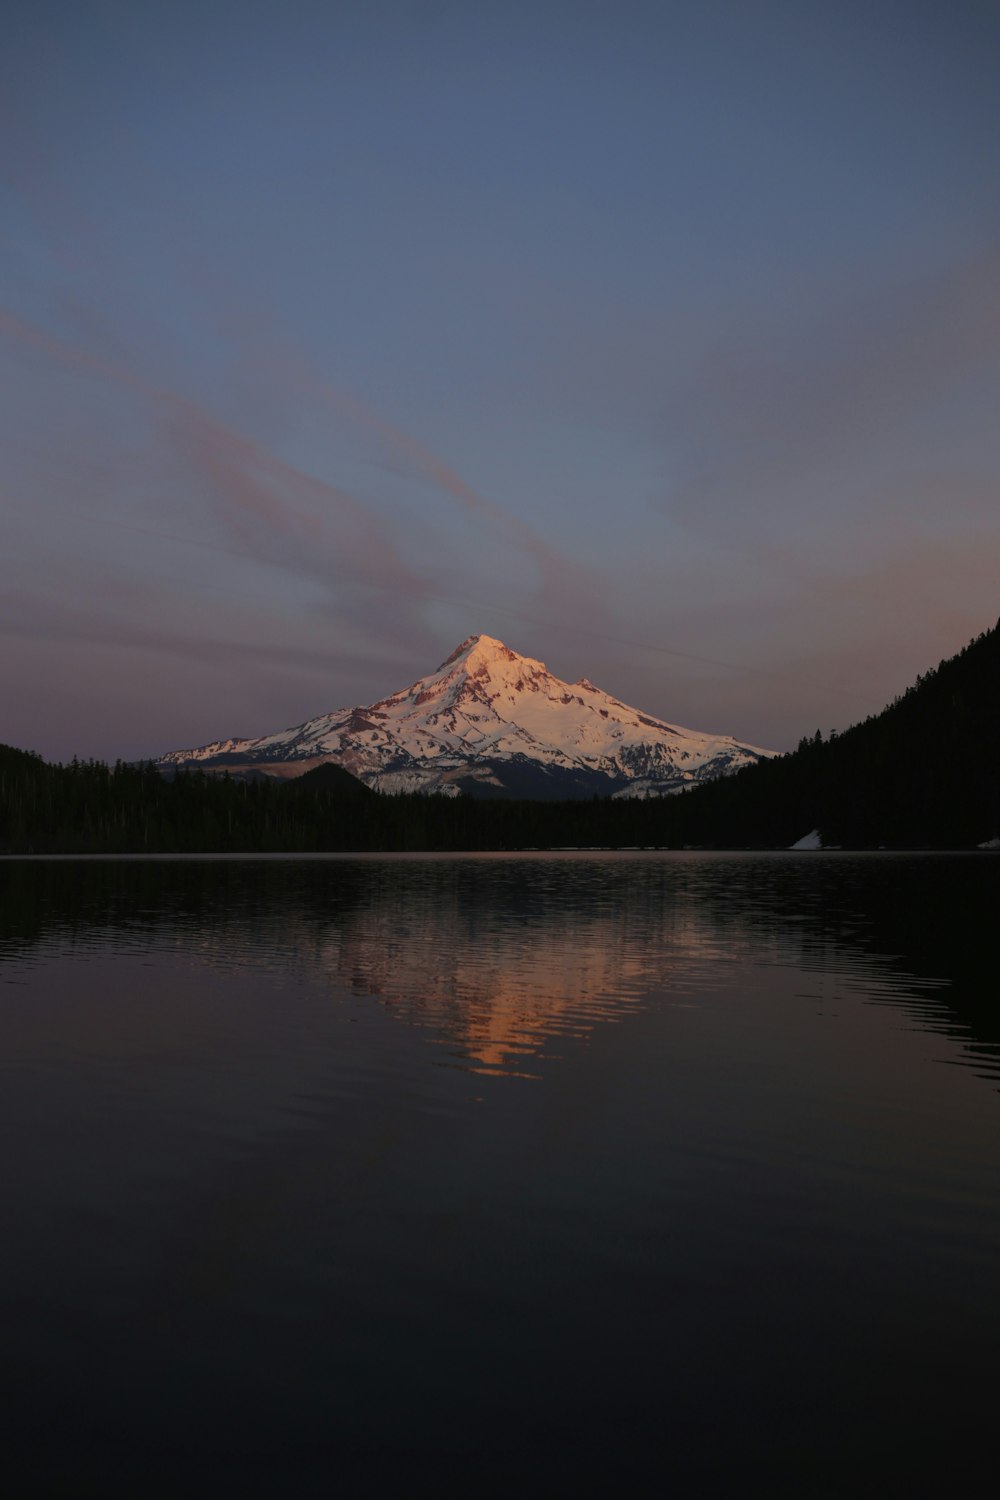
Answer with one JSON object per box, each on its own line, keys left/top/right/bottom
{"left": 159, "top": 634, "right": 777, "bottom": 798}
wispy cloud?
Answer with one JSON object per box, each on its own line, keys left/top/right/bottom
{"left": 190, "top": 297, "right": 611, "bottom": 625}
{"left": 0, "top": 584, "right": 370, "bottom": 679}
{"left": 0, "top": 304, "right": 429, "bottom": 605}
{"left": 315, "top": 377, "right": 611, "bottom": 621}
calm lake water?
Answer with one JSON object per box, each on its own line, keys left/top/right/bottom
{"left": 1, "top": 852, "right": 998, "bottom": 1496}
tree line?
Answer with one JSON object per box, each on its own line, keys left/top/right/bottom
{"left": 3, "top": 617, "right": 998, "bottom": 853}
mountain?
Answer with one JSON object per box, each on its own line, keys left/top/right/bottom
{"left": 159, "top": 634, "right": 775, "bottom": 799}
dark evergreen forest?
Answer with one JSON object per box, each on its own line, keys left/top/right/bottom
{"left": 2, "top": 619, "right": 997, "bottom": 853}
{"left": 662, "top": 615, "right": 1000, "bottom": 849}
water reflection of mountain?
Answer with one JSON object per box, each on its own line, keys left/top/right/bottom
{"left": 1, "top": 854, "right": 997, "bottom": 1080}
{"left": 297, "top": 883, "right": 719, "bottom": 1074}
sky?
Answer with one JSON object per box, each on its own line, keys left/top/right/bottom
{"left": 2, "top": 0, "right": 999, "bottom": 760}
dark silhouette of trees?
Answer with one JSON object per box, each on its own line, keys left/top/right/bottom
{"left": 3, "top": 618, "right": 998, "bottom": 853}
{"left": 653, "top": 616, "right": 1000, "bottom": 848}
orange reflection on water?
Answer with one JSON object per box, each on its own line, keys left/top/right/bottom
{"left": 304, "top": 891, "right": 724, "bottom": 1075}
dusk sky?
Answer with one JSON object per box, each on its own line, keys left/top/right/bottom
{"left": 3, "top": 0, "right": 999, "bottom": 760}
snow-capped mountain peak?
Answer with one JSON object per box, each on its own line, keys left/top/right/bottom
{"left": 438, "top": 633, "right": 519, "bottom": 670}
{"left": 160, "top": 635, "right": 777, "bottom": 798}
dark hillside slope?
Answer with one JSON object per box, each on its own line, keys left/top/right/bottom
{"left": 0, "top": 750, "right": 375, "bottom": 853}
{"left": 663, "top": 619, "right": 1000, "bottom": 848}
{"left": 286, "top": 762, "right": 374, "bottom": 797}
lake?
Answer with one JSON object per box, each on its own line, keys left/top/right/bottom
{"left": 1, "top": 852, "right": 998, "bottom": 1496}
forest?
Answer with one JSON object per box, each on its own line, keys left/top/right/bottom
{"left": 2, "top": 618, "right": 998, "bottom": 854}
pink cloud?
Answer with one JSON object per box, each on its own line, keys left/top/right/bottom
{"left": 0, "top": 304, "right": 428, "bottom": 604}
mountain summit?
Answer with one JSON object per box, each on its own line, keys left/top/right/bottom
{"left": 160, "top": 633, "right": 776, "bottom": 798}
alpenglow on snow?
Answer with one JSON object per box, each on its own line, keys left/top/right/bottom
{"left": 159, "top": 634, "right": 776, "bottom": 798}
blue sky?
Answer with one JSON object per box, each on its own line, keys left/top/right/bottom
{"left": 3, "top": 0, "right": 999, "bottom": 758}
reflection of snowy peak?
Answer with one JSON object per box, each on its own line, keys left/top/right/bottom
{"left": 160, "top": 633, "right": 776, "bottom": 798}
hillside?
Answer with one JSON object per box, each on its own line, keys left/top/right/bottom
{"left": 0, "top": 748, "right": 377, "bottom": 855}
{"left": 664, "top": 619, "right": 1000, "bottom": 848}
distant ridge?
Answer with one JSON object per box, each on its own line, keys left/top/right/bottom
{"left": 158, "top": 633, "right": 775, "bottom": 800}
